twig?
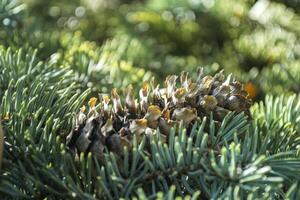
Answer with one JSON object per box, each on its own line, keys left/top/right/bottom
{"left": 279, "top": 63, "right": 300, "bottom": 93}
{"left": 0, "top": 121, "right": 4, "bottom": 169}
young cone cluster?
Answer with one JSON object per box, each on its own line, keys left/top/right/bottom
{"left": 66, "top": 68, "right": 252, "bottom": 160}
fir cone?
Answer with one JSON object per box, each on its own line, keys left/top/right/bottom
{"left": 66, "top": 68, "right": 252, "bottom": 161}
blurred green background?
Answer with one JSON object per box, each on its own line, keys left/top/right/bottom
{"left": 1, "top": 0, "right": 299, "bottom": 99}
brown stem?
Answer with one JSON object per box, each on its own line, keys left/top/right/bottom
{"left": 0, "top": 121, "right": 4, "bottom": 169}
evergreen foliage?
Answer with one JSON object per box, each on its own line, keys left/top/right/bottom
{"left": 0, "top": 0, "right": 300, "bottom": 199}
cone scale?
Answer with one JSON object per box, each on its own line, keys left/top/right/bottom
{"left": 66, "top": 68, "right": 252, "bottom": 161}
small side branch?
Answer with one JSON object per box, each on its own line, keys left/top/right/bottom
{"left": 0, "top": 121, "right": 4, "bottom": 169}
